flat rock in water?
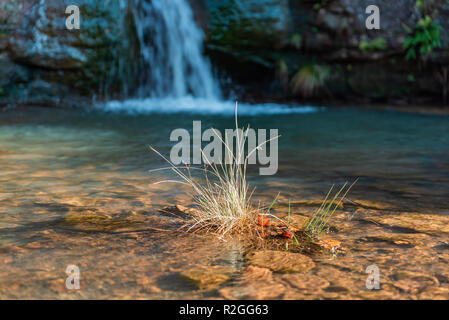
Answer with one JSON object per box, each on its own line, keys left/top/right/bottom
{"left": 281, "top": 273, "right": 329, "bottom": 290}
{"left": 0, "top": 222, "right": 19, "bottom": 229}
{"left": 59, "top": 214, "right": 143, "bottom": 232}
{"left": 248, "top": 250, "right": 315, "bottom": 273}
{"left": 242, "top": 265, "right": 273, "bottom": 282}
{"left": 219, "top": 282, "right": 286, "bottom": 300}
{"left": 283, "top": 214, "right": 308, "bottom": 229}
{"left": 365, "top": 213, "right": 449, "bottom": 235}
{"left": 359, "top": 234, "right": 428, "bottom": 247}
{"left": 350, "top": 200, "right": 397, "bottom": 210}
{"left": 287, "top": 200, "right": 343, "bottom": 209}
{"left": 179, "top": 265, "right": 233, "bottom": 290}
{"left": 419, "top": 287, "right": 449, "bottom": 299}
{"left": 392, "top": 279, "right": 426, "bottom": 294}
{"left": 391, "top": 271, "right": 439, "bottom": 286}
{"left": 160, "top": 205, "right": 199, "bottom": 218}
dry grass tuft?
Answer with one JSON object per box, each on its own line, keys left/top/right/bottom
{"left": 150, "top": 102, "right": 279, "bottom": 238}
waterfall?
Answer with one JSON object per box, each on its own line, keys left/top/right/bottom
{"left": 129, "top": 0, "right": 220, "bottom": 99}
{"left": 103, "top": 0, "right": 320, "bottom": 115}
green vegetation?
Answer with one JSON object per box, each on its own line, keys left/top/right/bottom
{"left": 403, "top": 15, "right": 441, "bottom": 60}
{"left": 290, "top": 64, "right": 330, "bottom": 97}
{"left": 304, "top": 181, "right": 357, "bottom": 237}
{"left": 290, "top": 33, "right": 302, "bottom": 50}
{"left": 150, "top": 102, "right": 351, "bottom": 243}
{"left": 415, "top": 0, "right": 424, "bottom": 11}
{"left": 359, "top": 38, "right": 387, "bottom": 52}
{"left": 285, "top": 201, "right": 300, "bottom": 250}
{"left": 313, "top": 0, "right": 328, "bottom": 10}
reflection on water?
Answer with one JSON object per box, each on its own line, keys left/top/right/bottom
{"left": 0, "top": 106, "right": 448, "bottom": 299}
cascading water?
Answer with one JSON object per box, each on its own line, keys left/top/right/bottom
{"left": 130, "top": 0, "right": 220, "bottom": 99}
{"left": 104, "top": 0, "right": 320, "bottom": 115}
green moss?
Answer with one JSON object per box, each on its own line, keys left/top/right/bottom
{"left": 415, "top": 0, "right": 424, "bottom": 11}
{"left": 359, "top": 38, "right": 387, "bottom": 52}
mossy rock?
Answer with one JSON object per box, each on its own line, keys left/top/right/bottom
{"left": 207, "top": 0, "right": 289, "bottom": 50}
{"left": 247, "top": 250, "right": 315, "bottom": 273}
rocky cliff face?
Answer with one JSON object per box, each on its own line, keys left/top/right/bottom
{"left": 1, "top": 0, "right": 449, "bottom": 107}
{"left": 205, "top": 0, "right": 449, "bottom": 104}
{"left": 0, "top": 0, "right": 132, "bottom": 107}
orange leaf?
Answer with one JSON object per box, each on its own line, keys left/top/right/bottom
{"left": 258, "top": 215, "right": 271, "bottom": 227}
{"left": 318, "top": 239, "right": 341, "bottom": 250}
{"left": 281, "top": 231, "right": 293, "bottom": 238}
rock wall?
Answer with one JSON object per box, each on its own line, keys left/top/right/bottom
{"left": 205, "top": 0, "right": 449, "bottom": 105}
{"left": 0, "top": 0, "right": 131, "bottom": 107}
{"left": 1, "top": 0, "right": 449, "bottom": 107}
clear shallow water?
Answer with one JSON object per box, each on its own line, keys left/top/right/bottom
{"left": 0, "top": 104, "right": 449, "bottom": 299}
{"left": 5, "top": 104, "right": 447, "bottom": 211}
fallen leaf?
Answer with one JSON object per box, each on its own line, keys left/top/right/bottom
{"left": 258, "top": 215, "right": 271, "bottom": 227}
{"left": 280, "top": 230, "right": 293, "bottom": 238}
{"left": 317, "top": 239, "right": 341, "bottom": 251}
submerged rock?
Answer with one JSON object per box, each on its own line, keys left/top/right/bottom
{"left": 59, "top": 214, "right": 143, "bottom": 232}
{"left": 219, "top": 267, "right": 286, "bottom": 299}
{"left": 419, "top": 287, "right": 449, "bottom": 300}
{"left": 247, "top": 250, "right": 315, "bottom": 273}
{"left": 160, "top": 205, "right": 199, "bottom": 219}
{"left": 242, "top": 265, "right": 273, "bottom": 282}
{"left": 358, "top": 234, "right": 428, "bottom": 247}
{"left": 350, "top": 200, "right": 397, "bottom": 211}
{"left": 219, "top": 281, "right": 286, "bottom": 299}
{"left": 392, "top": 279, "right": 426, "bottom": 294}
{"left": 391, "top": 271, "right": 440, "bottom": 287}
{"left": 179, "top": 265, "right": 234, "bottom": 290}
{"left": 281, "top": 273, "right": 329, "bottom": 291}
{"left": 288, "top": 199, "right": 344, "bottom": 208}
{"left": 365, "top": 213, "right": 449, "bottom": 235}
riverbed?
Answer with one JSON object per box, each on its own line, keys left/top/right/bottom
{"left": 0, "top": 105, "right": 448, "bottom": 299}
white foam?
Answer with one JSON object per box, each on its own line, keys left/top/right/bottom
{"left": 99, "top": 97, "right": 323, "bottom": 116}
